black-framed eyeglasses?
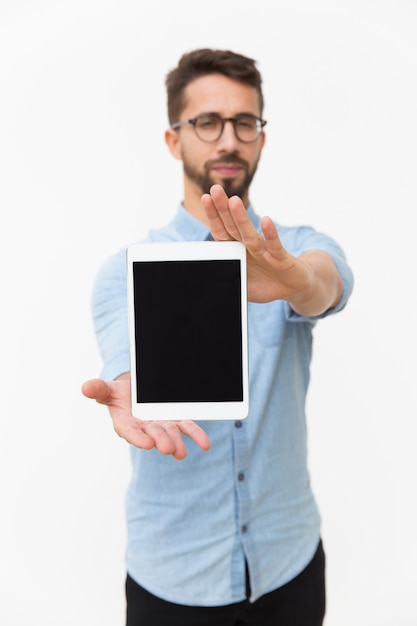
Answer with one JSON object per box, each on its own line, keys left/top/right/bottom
{"left": 171, "top": 113, "right": 267, "bottom": 143}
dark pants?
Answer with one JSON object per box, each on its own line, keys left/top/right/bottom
{"left": 126, "top": 540, "right": 326, "bottom": 626}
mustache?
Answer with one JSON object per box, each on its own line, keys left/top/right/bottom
{"left": 206, "top": 154, "right": 249, "bottom": 169}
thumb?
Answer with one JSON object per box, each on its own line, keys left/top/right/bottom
{"left": 81, "top": 378, "right": 111, "bottom": 404}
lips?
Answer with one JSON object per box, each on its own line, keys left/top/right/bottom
{"left": 212, "top": 163, "right": 243, "bottom": 177}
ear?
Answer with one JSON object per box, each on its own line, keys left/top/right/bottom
{"left": 165, "top": 128, "right": 182, "bottom": 160}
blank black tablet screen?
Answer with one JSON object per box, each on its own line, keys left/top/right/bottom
{"left": 133, "top": 259, "right": 243, "bottom": 403}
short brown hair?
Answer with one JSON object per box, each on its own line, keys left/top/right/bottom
{"left": 165, "top": 48, "right": 264, "bottom": 125}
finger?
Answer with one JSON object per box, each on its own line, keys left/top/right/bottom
{"left": 142, "top": 422, "right": 187, "bottom": 459}
{"left": 227, "top": 195, "right": 265, "bottom": 250}
{"left": 116, "top": 419, "right": 157, "bottom": 451}
{"left": 260, "top": 216, "right": 285, "bottom": 255}
{"left": 208, "top": 185, "right": 243, "bottom": 240}
{"left": 178, "top": 420, "right": 211, "bottom": 451}
{"left": 81, "top": 378, "right": 112, "bottom": 404}
{"left": 201, "top": 193, "right": 230, "bottom": 240}
{"left": 201, "top": 192, "right": 234, "bottom": 241}
{"left": 227, "top": 203, "right": 285, "bottom": 258}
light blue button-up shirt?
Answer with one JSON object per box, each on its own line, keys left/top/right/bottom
{"left": 92, "top": 204, "right": 354, "bottom": 606}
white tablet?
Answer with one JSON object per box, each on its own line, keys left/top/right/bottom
{"left": 127, "top": 240, "right": 249, "bottom": 421}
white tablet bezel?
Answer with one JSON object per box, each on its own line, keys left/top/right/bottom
{"left": 127, "top": 240, "right": 249, "bottom": 421}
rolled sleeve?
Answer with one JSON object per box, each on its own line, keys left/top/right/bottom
{"left": 281, "top": 226, "right": 354, "bottom": 323}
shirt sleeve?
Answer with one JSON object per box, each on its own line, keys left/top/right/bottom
{"left": 91, "top": 247, "right": 130, "bottom": 381}
{"left": 281, "top": 225, "right": 354, "bottom": 323}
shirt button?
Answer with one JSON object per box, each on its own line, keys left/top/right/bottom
{"left": 241, "top": 524, "right": 248, "bottom": 534}
{"left": 235, "top": 420, "right": 242, "bottom": 428}
{"left": 238, "top": 472, "right": 245, "bottom": 481}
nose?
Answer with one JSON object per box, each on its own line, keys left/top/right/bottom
{"left": 217, "top": 119, "right": 240, "bottom": 151}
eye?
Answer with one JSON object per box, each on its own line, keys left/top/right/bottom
{"left": 236, "top": 116, "right": 257, "bottom": 130}
{"left": 196, "top": 114, "right": 220, "bottom": 129}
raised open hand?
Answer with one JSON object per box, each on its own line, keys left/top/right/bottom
{"left": 201, "top": 184, "right": 342, "bottom": 314}
{"left": 201, "top": 184, "right": 313, "bottom": 303}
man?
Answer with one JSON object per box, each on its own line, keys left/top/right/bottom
{"left": 82, "top": 48, "right": 354, "bottom": 626}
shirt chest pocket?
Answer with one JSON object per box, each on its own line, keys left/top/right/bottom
{"left": 248, "top": 301, "right": 289, "bottom": 347}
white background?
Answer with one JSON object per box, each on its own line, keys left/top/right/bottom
{"left": 1, "top": 1, "right": 416, "bottom": 624}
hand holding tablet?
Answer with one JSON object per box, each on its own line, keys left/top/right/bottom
{"left": 81, "top": 375, "right": 211, "bottom": 459}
